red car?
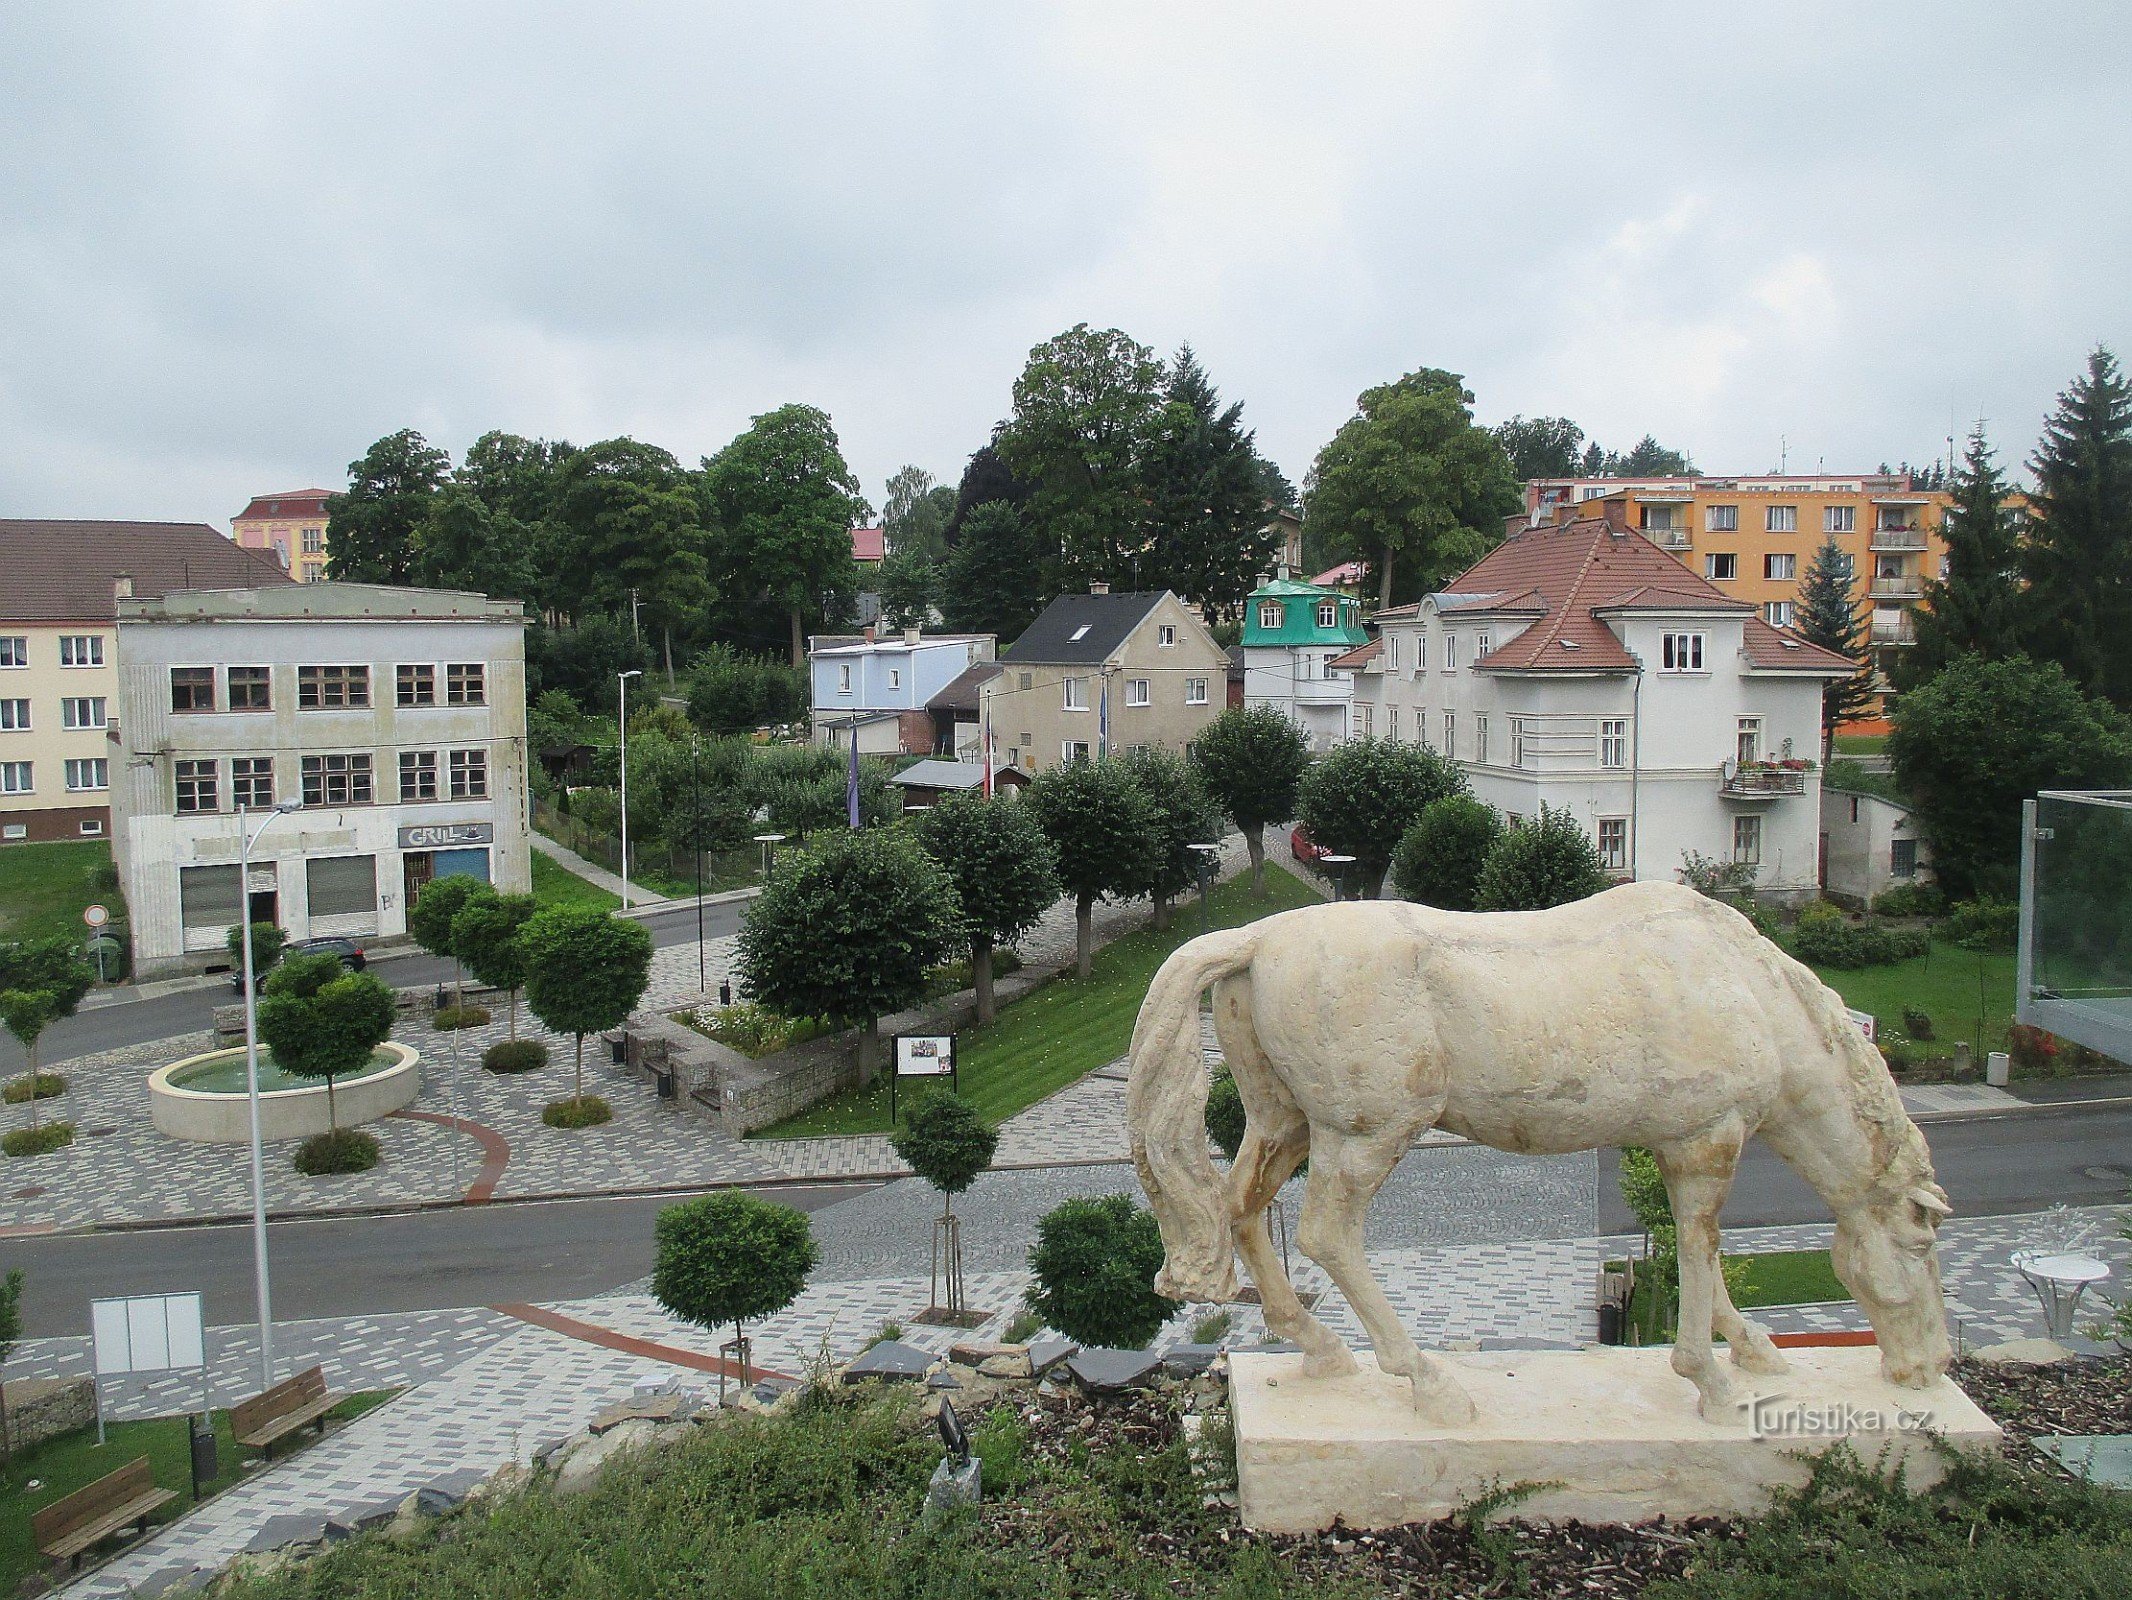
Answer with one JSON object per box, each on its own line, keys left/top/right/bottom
{"left": 1289, "top": 824, "right": 1330, "bottom": 864}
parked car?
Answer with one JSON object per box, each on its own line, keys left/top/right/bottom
{"left": 1289, "top": 824, "right": 1330, "bottom": 864}
{"left": 229, "top": 936, "right": 367, "bottom": 992}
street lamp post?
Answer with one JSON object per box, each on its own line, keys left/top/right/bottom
{"left": 1319, "top": 853, "right": 1356, "bottom": 903}
{"left": 617, "top": 670, "right": 644, "bottom": 910}
{"left": 239, "top": 796, "right": 301, "bottom": 1392}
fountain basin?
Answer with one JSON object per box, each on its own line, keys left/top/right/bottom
{"left": 148, "top": 1043, "right": 420, "bottom": 1143}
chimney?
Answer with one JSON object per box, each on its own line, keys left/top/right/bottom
{"left": 113, "top": 573, "right": 134, "bottom": 603}
{"left": 863, "top": 624, "right": 876, "bottom": 643}
{"left": 1599, "top": 497, "right": 1630, "bottom": 537}
{"left": 903, "top": 625, "right": 921, "bottom": 647}
{"left": 1089, "top": 580, "right": 1109, "bottom": 596}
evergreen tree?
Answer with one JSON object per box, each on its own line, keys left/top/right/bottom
{"left": 1138, "top": 346, "right": 1283, "bottom": 620}
{"left": 941, "top": 442, "right": 1028, "bottom": 548}
{"left": 941, "top": 500, "right": 1047, "bottom": 639}
{"left": 1796, "top": 533, "right": 1875, "bottom": 747}
{"left": 326, "top": 428, "right": 450, "bottom": 583}
{"left": 1900, "top": 423, "right": 2023, "bottom": 687}
{"left": 2021, "top": 346, "right": 2132, "bottom": 706}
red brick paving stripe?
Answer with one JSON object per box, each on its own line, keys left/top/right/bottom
{"left": 0, "top": 1224, "right": 56, "bottom": 1238}
{"left": 491, "top": 1301, "right": 797, "bottom": 1382}
{"left": 1769, "top": 1329, "right": 1877, "bottom": 1347}
{"left": 391, "top": 1109, "right": 510, "bottom": 1203}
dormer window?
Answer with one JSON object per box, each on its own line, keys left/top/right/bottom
{"left": 1069, "top": 624, "right": 1093, "bottom": 642}
{"left": 1316, "top": 602, "right": 1338, "bottom": 629}
{"left": 1258, "top": 602, "right": 1283, "bottom": 631}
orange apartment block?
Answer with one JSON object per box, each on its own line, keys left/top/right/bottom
{"left": 231, "top": 488, "right": 333, "bottom": 582}
{"left": 1523, "top": 473, "right": 1950, "bottom": 713}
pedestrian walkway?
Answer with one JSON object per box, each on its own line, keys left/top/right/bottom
{"left": 1898, "top": 1082, "right": 2025, "bottom": 1116}
{"left": 531, "top": 834, "right": 668, "bottom": 906}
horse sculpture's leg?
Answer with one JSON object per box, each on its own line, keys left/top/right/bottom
{"left": 1711, "top": 1274, "right": 1790, "bottom": 1377}
{"left": 1299, "top": 1123, "right": 1477, "bottom": 1425}
{"left": 1653, "top": 1124, "right": 1757, "bottom": 1421}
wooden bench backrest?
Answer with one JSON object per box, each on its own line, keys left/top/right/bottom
{"left": 231, "top": 1363, "right": 327, "bottom": 1438}
{"left": 32, "top": 1456, "right": 156, "bottom": 1545}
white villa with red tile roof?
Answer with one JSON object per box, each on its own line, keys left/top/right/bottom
{"left": 1332, "top": 500, "right": 1854, "bottom": 899}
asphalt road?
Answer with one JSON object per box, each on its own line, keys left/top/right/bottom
{"left": 2, "top": 898, "right": 746, "bottom": 1070}
{"left": 6, "top": 1103, "right": 2125, "bottom": 1339}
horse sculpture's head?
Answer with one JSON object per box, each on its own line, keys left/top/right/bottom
{"left": 1831, "top": 1174, "right": 1953, "bottom": 1388}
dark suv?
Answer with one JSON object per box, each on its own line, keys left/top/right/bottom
{"left": 230, "top": 937, "right": 368, "bottom": 992}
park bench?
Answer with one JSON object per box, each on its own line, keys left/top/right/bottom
{"left": 232, "top": 1364, "right": 340, "bottom": 1454}
{"left": 31, "top": 1455, "right": 177, "bottom": 1570}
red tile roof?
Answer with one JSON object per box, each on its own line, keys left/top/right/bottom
{"left": 851, "top": 526, "right": 885, "bottom": 563}
{"left": 1741, "top": 617, "right": 1856, "bottom": 673}
{"left": 1327, "top": 638, "right": 1381, "bottom": 671}
{"left": 0, "top": 519, "right": 296, "bottom": 622}
{"left": 1312, "top": 560, "right": 1365, "bottom": 586}
{"left": 232, "top": 489, "right": 333, "bottom": 522}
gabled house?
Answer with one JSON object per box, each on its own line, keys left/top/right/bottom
{"left": 978, "top": 588, "right": 1229, "bottom": 775}
{"left": 1241, "top": 577, "right": 1369, "bottom": 751}
{"left": 808, "top": 627, "right": 995, "bottom": 756}
{"left": 1340, "top": 501, "right": 1854, "bottom": 899}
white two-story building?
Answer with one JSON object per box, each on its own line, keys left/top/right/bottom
{"left": 112, "top": 584, "right": 531, "bottom": 975}
{"left": 1334, "top": 503, "right": 1853, "bottom": 899}
{"left": 808, "top": 627, "right": 995, "bottom": 757}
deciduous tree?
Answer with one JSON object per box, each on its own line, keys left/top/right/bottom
{"left": 407, "top": 873, "right": 486, "bottom": 1007}
{"left": 556, "top": 439, "right": 710, "bottom": 683}
{"left": 1296, "top": 737, "right": 1467, "bottom": 897}
{"left": 452, "top": 890, "right": 538, "bottom": 1041}
{"left": 0, "top": 938, "right": 93, "bottom": 1136}
{"left": 1472, "top": 804, "right": 1611, "bottom": 911}
{"left": 913, "top": 792, "right": 1059, "bottom": 1023}
{"left": 1491, "top": 415, "right": 1586, "bottom": 480}
{"left": 1025, "top": 759, "right": 1160, "bottom": 978}
{"left": 326, "top": 428, "right": 450, "bottom": 584}
{"left": 881, "top": 465, "right": 949, "bottom": 560}
{"left": 522, "top": 908, "right": 656, "bottom": 1109}
{"left": 1194, "top": 706, "right": 1310, "bottom": 895}
{"left": 653, "top": 1191, "right": 817, "bottom": 1368}
{"left": 257, "top": 954, "right": 397, "bottom": 1133}
{"left": 1118, "top": 745, "right": 1222, "bottom": 929}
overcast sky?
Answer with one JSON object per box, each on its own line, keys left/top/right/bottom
{"left": 3, "top": 3, "right": 2126, "bottom": 528}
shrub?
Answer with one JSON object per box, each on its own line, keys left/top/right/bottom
{"left": 432, "top": 1003, "right": 492, "bottom": 1031}
{"left": 889, "top": 1092, "right": 998, "bottom": 1218}
{"left": 684, "top": 1001, "right": 828, "bottom": 1058}
{"left": 1025, "top": 1193, "right": 1180, "bottom": 1350}
{"left": 543, "top": 1094, "right": 614, "bottom": 1129}
{"left": 1002, "top": 1308, "right": 1043, "bottom": 1344}
{"left": 1391, "top": 795, "right": 1501, "bottom": 910}
{"left": 3, "top": 1072, "right": 66, "bottom": 1104}
{"left": 1879, "top": 1040, "right": 1913, "bottom": 1073}
{"left": 483, "top": 1040, "right": 549, "bottom": 1074}
{"left": 1472, "top": 803, "right": 1610, "bottom": 911}
{"left": 2, "top": 1122, "right": 74, "bottom": 1158}
{"left": 1678, "top": 850, "right": 1759, "bottom": 899}
{"left": 2008, "top": 1023, "right": 2062, "bottom": 1076}
{"left": 1942, "top": 896, "right": 2018, "bottom": 952}
{"left": 1871, "top": 882, "right": 1945, "bottom": 918}
{"left": 653, "top": 1190, "right": 818, "bottom": 1347}
{"left": 1790, "top": 903, "right": 1932, "bottom": 968}
{"left": 294, "top": 1128, "right": 379, "bottom": 1175}
{"left": 1902, "top": 1007, "right": 1935, "bottom": 1041}
{"left": 1296, "top": 736, "right": 1469, "bottom": 898}
{"left": 1205, "top": 1070, "right": 1246, "bottom": 1161}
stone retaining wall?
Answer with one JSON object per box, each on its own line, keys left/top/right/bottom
{"left": 3, "top": 1375, "right": 94, "bottom": 1451}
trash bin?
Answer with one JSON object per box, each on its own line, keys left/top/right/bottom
{"left": 610, "top": 1033, "right": 628, "bottom": 1065}
{"left": 1596, "top": 1302, "right": 1623, "bottom": 1346}
{"left": 655, "top": 1066, "right": 676, "bottom": 1101}
{"left": 433, "top": 984, "right": 451, "bottom": 1012}
{"left": 189, "top": 1413, "right": 218, "bottom": 1499}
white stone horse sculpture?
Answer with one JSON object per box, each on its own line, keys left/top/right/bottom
{"left": 1127, "top": 881, "right": 1954, "bottom": 1423}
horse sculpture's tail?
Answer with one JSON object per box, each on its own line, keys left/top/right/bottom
{"left": 1127, "top": 924, "right": 1260, "bottom": 1303}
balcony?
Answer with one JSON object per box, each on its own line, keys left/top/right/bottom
{"left": 1871, "top": 611, "right": 1917, "bottom": 645}
{"left": 1870, "top": 575, "right": 1925, "bottom": 600}
{"left": 1870, "top": 526, "right": 1927, "bottom": 552}
{"left": 1644, "top": 526, "right": 1692, "bottom": 549}
{"left": 1719, "top": 759, "right": 1810, "bottom": 800}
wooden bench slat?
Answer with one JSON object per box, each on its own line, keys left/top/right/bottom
{"left": 38, "top": 1488, "right": 176, "bottom": 1561}
{"left": 232, "top": 1364, "right": 339, "bottom": 1450}
{"left": 33, "top": 1456, "right": 176, "bottom": 1565}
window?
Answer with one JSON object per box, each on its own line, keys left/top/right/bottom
{"left": 232, "top": 756, "right": 274, "bottom": 809}
{"left": 1765, "top": 505, "right": 1797, "bottom": 534}
{"left": 1704, "top": 553, "right": 1737, "bottom": 581}
{"left": 399, "top": 750, "right": 438, "bottom": 801}
{"left": 1443, "top": 711, "right": 1456, "bottom": 759}
{"left": 1824, "top": 504, "right": 1856, "bottom": 533}
{"left": 1890, "top": 838, "right": 1918, "bottom": 879}
{"left": 1063, "top": 677, "right": 1086, "bottom": 712}
{"left": 1387, "top": 706, "right": 1400, "bottom": 741}
{"left": 301, "top": 752, "right": 374, "bottom": 806}
{"left": 1258, "top": 602, "right": 1283, "bottom": 631}
{"left": 1599, "top": 718, "right": 1627, "bottom": 768}
{"left": 301, "top": 527, "right": 324, "bottom": 554}
{"left": 228, "top": 666, "right": 271, "bottom": 710}
{"left": 1062, "top": 740, "right": 1091, "bottom": 764}
{"left": 1316, "top": 602, "right": 1338, "bottom": 629}
{"left": 171, "top": 668, "right": 216, "bottom": 712}
{"left": 1598, "top": 817, "right": 1628, "bottom": 871}
{"left": 61, "top": 697, "right": 106, "bottom": 730}
{"left": 446, "top": 663, "right": 486, "bottom": 706}
{"left": 1158, "top": 624, "right": 1177, "bottom": 648}
{"left": 1415, "top": 635, "right": 1428, "bottom": 674}
{"left": 1765, "top": 553, "right": 1796, "bottom": 580}
{"left": 79, "top": 819, "right": 103, "bottom": 837}
{"left": 1736, "top": 716, "right": 1762, "bottom": 764}
{"left": 299, "top": 664, "right": 370, "bottom": 708}
{"left": 59, "top": 635, "right": 103, "bottom": 668}
{"left": 0, "top": 638, "right": 25, "bottom": 668}
{"left": 1475, "top": 632, "right": 1493, "bottom": 658}
{"left": 1125, "top": 678, "right": 1150, "bottom": 707}
{"left": 1017, "top": 671, "right": 1033, "bottom": 691}
{"left": 1660, "top": 633, "right": 1706, "bottom": 672}
{"left": 450, "top": 748, "right": 488, "bottom": 798}
{"left": 0, "top": 762, "right": 29, "bottom": 794}
{"left": 1764, "top": 600, "right": 1795, "bottom": 628}
{"left": 1475, "top": 714, "right": 1489, "bottom": 764}
{"left": 65, "top": 757, "right": 108, "bottom": 792}
{"left": 1385, "top": 635, "right": 1399, "bottom": 673}
{"left": 836, "top": 664, "right": 852, "bottom": 695}
{"left": 1641, "top": 506, "right": 1680, "bottom": 532}
{"left": 175, "top": 758, "right": 218, "bottom": 813}
{"left": 0, "top": 700, "right": 26, "bottom": 731}
{"left": 307, "top": 855, "right": 378, "bottom": 919}
{"left": 1706, "top": 504, "right": 1738, "bottom": 532}
{"left": 1510, "top": 717, "right": 1526, "bottom": 768}
{"left": 1185, "top": 677, "right": 1209, "bottom": 706}
{"left": 399, "top": 664, "right": 437, "bottom": 706}
{"left": 0, "top": 825, "right": 21, "bottom": 841}
{"left": 1732, "top": 814, "right": 1763, "bottom": 866}
{"left": 1443, "top": 635, "right": 1458, "bottom": 672}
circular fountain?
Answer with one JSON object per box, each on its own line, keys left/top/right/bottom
{"left": 148, "top": 1043, "right": 421, "bottom": 1143}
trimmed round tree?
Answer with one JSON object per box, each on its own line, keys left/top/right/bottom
{"left": 737, "top": 829, "right": 964, "bottom": 1079}
{"left": 653, "top": 1190, "right": 818, "bottom": 1382}
{"left": 225, "top": 922, "right": 287, "bottom": 991}
{"left": 407, "top": 873, "right": 486, "bottom": 1009}
{"left": 912, "top": 792, "right": 1058, "bottom": 1024}
{"left": 1296, "top": 736, "right": 1467, "bottom": 897}
{"left": 0, "top": 936, "right": 95, "bottom": 1148}
{"left": 257, "top": 953, "right": 398, "bottom": 1172}
{"left": 1472, "top": 804, "right": 1611, "bottom": 911}
{"left": 1391, "top": 795, "right": 1502, "bottom": 910}
{"left": 1025, "top": 758, "right": 1160, "bottom": 979}
{"left": 889, "top": 1091, "right": 999, "bottom": 1318}
{"left": 1195, "top": 705, "right": 1311, "bottom": 895}
{"left": 1025, "top": 1193, "right": 1181, "bottom": 1350}
{"left": 521, "top": 907, "right": 655, "bottom": 1124}
{"left": 1119, "top": 746, "right": 1222, "bottom": 930}
{"left": 1205, "top": 1070, "right": 1246, "bottom": 1161}
{"left": 453, "top": 889, "right": 545, "bottom": 1071}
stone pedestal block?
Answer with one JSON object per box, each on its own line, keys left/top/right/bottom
{"left": 1231, "top": 1347, "right": 2001, "bottom": 1532}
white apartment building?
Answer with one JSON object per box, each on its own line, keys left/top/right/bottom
{"left": 1336, "top": 504, "right": 1853, "bottom": 899}
{"left": 112, "top": 585, "right": 531, "bottom": 975}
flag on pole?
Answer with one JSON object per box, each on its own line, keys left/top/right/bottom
{"left": 982, "top": 703, "right": 995, "bottom": 798}
{"left": 1098, "top": 674, "right": 1109, "bottom": 759}
{"left": 846, "top": 730, "right": 862, "bottom": 828}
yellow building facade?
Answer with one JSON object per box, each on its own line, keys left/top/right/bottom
{"left": 231, "top": 488, "right": 333, "bottom": 583}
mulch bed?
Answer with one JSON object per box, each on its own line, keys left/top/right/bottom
{"left": 1955, "top": 1350, "right": 2132, "bottom": 1450}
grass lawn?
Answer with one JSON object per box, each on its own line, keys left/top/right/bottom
{"left": 0, "top": 840, "right": 121, "bottom": 947}
{"left": 0, "top": 1393, "right": 392, "bottom": 1590}
{"left": 754, "top": 864, "right": 1325, "bottom": 1138}
{"left": 1832, "top": 731, "right": 1889, "bottom": 754}
{"left": 529, "top": 848, "right": 621, "bottom": 914}
{"left": 1797, "top": 935, "right": 2016, "bottom": 1054}
{"left": 1618, "top": 1248, "right": 1848, "bottom": 1344}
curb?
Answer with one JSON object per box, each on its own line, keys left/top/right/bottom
{"left": 616, "top": 885, "right": 759, "bottom": 921}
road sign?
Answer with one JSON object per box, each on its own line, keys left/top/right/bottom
{"left": 83, "top": 903, "right": 108, "bottom": 928}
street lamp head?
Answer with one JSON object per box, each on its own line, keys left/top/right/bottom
{"left": 274, "top": 797, "right": 302, "bottom": 813}
{"left": 619, "top": 669, "right": 644, "bottom": 680}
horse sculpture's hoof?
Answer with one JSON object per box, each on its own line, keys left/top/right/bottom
{"left": 1301, "top": 1344, "right": 1360, "bottom": 1379}
{"left": 1729, "top": 1334, "right": 1790, "bottom": 1378}
{"left": 1410, "top": 1370, "right": 1478, "bottom": 1426}
{"left": 1694, "top": 1381, "right": 1750, "bottom": 1425}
